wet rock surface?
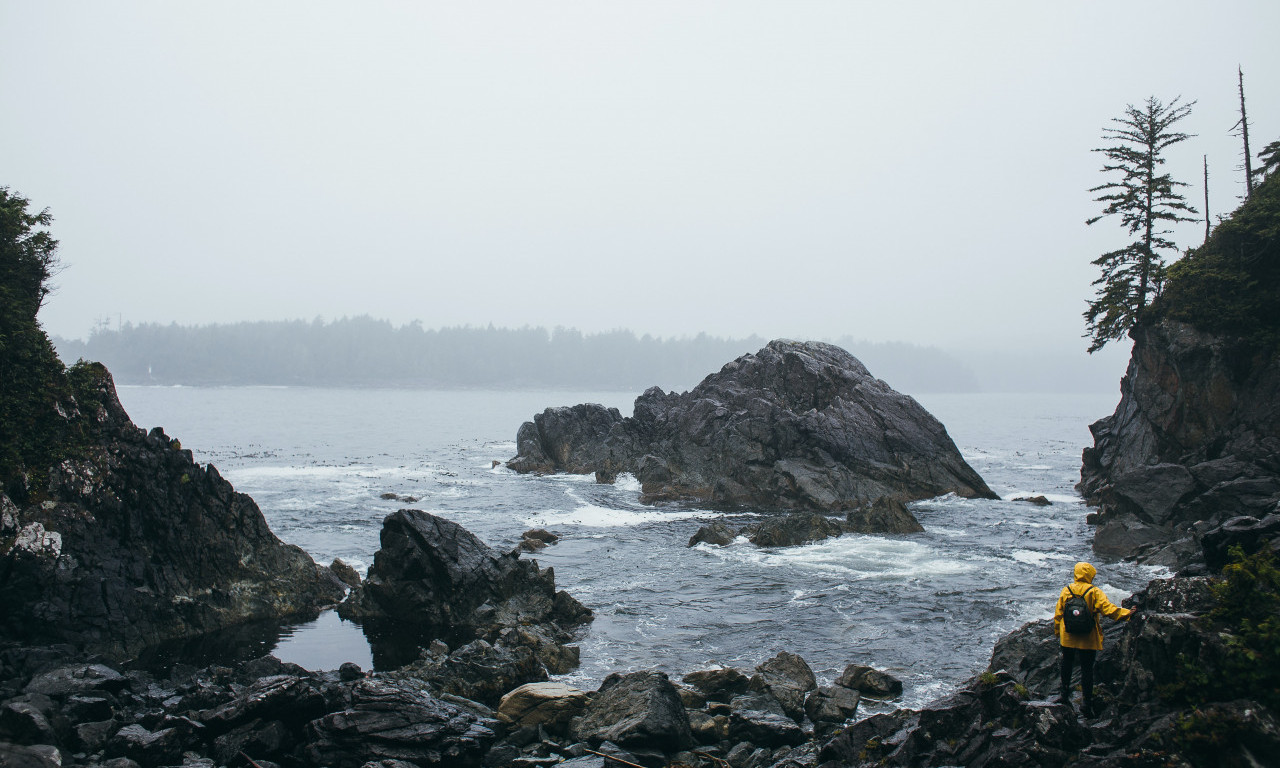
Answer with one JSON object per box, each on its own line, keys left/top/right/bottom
{"left": 4, "top": 570, "right": 1270, "bottom": 768}
{"left": 1079, "top": 320, "right": 1280, "bottom": 567}
{"left": 0, "top": 366, "right": 345, "bottom": 659}
{"left": 337, "top": 509, "right": 592, "bottom": 681}
{"left": 509, "top": 340, "right": 995, "bottom": 514}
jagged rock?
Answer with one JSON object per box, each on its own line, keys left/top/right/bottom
{"left": 399, "top": 640, "right": 547, "bottom": 708}
{"left": 804, "top": 685, "right": 860, "bottom": 735}
{"left": 0, "top": 697, "right": 57, "bottom": 745}
{"left": 571, "top": 671, "right": 692, "bottom": 753}
{"left": 682, "top": 668, "right": 752, "bottom": 702}
{"left": 0, "top": 367, "right": 345, "bottom": 657}
{"left": 337, "top": 510, "right": 591, "bottom": 669}
{"left": 197, "top": 673, "right": 328, "bottom": 734}
{"left": 749, "top": 652, "right": 816, "bottom": 723}
{"left": 0, "top": 743, "right": 64, "bottom": 768}
{"left": 507, "top": 404, "right": 624, "bottom": 475}
{"left": 497, "top": 682, "right": 589, "bottom": 733}
{"left": 1201, "top": 513, "right": 1280, "bottom": 571}
{"left": 1079, "top": 320, "right": 1280, "bottom": 567}
{"left": 726, "top": 692, "right": 806, "bottom": 748}
{"left": 844, "top": 496, "right": 924, "bottom": 534}
{"left": 835, "top": 664, "right": 902, "bottom": 699}
{"left": 304, "top": 677, "right": 497, "bottom": 767}
{"left": 330, "top": 559, "right": 362, "bottom": 589}
{"left": 509, "top": 341, "right": 995, "bottom": 512}
{"left": 106, "top": 723, "right": 187, "bottom": 765}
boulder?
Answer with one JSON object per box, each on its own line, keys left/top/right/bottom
{"left": 303, "top": 677, "right": 497, "bottom": 767}
{"left": 571, "top": 671, "right": 692, "bottom": 752}
{"left": 726, "top": 692, "right": 806, "bottom": 748}
{"left": 497, "top": 682, "right": 590, "bottom": 733}
{"left": 749, "top": 652, "right": 816, "bottom": 723}
{"left": 398, "top": 639, "right": 547, "bottom": 708}
{"left": 509, "top": 340, "right": 996, "bottom": 513}
{"left": 835, "top": 664, "right": 902, "bottom": 699}
{"left": 804, "top": 685, "right": 860, "bottom": 733}
{"left": 337, "top": 510, "right": 591, "bottom": 662}
{"left": 681, "top": 667, "right": 751, "bottom": 702}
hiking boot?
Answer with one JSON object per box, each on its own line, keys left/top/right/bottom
{"left": 1081, "top": 699, "right": 1097, "bottom": 718}
{"left": 1055, "top": 689, "right": 1072, "bottom": 705}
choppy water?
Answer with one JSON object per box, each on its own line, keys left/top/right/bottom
{"left": 114, "top": 386, "right": 1163, "bottom": 711}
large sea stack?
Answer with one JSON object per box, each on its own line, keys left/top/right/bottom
{"left": 508, "top": 340, "right": 995, "bottom": 514}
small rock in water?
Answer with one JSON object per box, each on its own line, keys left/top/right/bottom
{"left": 1013, "top": 495, "right": 1052, "bottom": 506}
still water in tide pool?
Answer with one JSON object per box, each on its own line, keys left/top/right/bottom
{"left": 115, "top": 386, "right": 1163, "bottom": 711}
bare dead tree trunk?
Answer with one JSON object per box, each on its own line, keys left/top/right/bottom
{"left": 1238, "top": 66, "right": 1254, "bottom": 198}
{"left": 1204, "top": 154, "right": 1211, "bottom": 244}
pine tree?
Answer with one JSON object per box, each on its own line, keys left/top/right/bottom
{"left": 1084, "top": 97, "right": 1198, "bottom": 353}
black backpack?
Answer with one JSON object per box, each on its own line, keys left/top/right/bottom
{"left": 1063, "top": 585, "right": 1095, "bottom": 635}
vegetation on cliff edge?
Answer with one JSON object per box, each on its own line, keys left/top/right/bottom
{"left": 0, "top": 188, "right": 106, "bottom": 501}
{"left": 1151, "top": 170, "right": 1280, "bottom": 349}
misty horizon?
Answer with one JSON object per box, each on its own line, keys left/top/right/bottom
{"left": 5, "top": 2, "right": 1272, "bottom": 391}
{"left": 51, "top": 315, "right": 1133, "bottom": 394}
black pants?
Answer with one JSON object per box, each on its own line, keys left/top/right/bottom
{"left": 1060, "top": 646, "right": 1096, "bottom": 700}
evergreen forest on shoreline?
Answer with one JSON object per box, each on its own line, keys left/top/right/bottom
{"left": 52, "top": 321, "right": 983, "bottom": 393}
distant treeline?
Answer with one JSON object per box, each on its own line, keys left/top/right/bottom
{"left": 52, "top": 318, "right": 980, "bottom": 393}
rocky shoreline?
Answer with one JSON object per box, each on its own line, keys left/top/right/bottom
{"left": 4, "top": 337, "right": 1277, "bottom": 766}
{"left": 4, "top": 526, "right": 1278, "bottom": 768}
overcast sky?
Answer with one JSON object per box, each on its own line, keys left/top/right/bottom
{"left": 4, "top": 2, "right": 1277, "bottom": 374}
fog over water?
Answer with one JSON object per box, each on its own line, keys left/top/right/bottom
{"left": 4, "top": 2, "right": 1277, "bottom": 388}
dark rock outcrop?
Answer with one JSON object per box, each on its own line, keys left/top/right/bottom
{"left": 0, "top": 366, "right": 344, "bottom": 658}
{"left": 1080, "top": 320, "right": 1280, "bottom": 567}
{"left": 509, "top": 340, "right": 995, "bottom": 514}
{"left": 817, "top": 572, "right": 1278, "bottom": 767}
{"left": 0, "top": 651, "right": 499, "bottom": 768}
{"left": 337, "top": 510, "right": 589, "bottom": 638}
{"left": 338, "top": 510, "right": 591, "bottom": 684}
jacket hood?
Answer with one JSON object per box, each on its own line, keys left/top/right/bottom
{"left": 1074, "top": 562, "right": 1097, "bottom": 583}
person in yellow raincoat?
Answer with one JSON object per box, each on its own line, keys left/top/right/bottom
{"left": 1053, "top": 561, "right": 1132, "bottom": 716}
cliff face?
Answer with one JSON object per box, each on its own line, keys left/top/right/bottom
{"left": 1079, "top": 320, "right": 1280, "bottom": 565}
{"left": 0, "top": 363, "right": 344, "bottom": 657}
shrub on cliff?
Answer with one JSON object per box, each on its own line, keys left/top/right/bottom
{"left": 1153, "top": 171, "right": 1280, "bottom": 347}
{"left": 0, "top": 188, "right": 104, "bottom": 501}
{"left": 1162, "top": 546, "right": 1280, "bottom": 710}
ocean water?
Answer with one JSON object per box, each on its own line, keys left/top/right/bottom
{"left": 114, "top": 386, "right": 1163, "bottom": 711}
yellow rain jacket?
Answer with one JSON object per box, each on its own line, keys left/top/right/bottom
{"left": 1053, "top": 561, "right": 1132, "bottom": 650}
